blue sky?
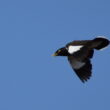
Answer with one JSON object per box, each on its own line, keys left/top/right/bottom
{"left": 0, "top": 0, "right": 110, "bottom": 110}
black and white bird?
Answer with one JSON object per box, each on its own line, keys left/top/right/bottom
{"left": 52, "top": 37, "right": 110, "bottom": 83}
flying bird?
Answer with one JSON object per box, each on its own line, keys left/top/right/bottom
{"left": 52, "top": 37, "right": 110, "bottom": 83}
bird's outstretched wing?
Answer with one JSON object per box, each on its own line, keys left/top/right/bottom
{"left": 68, "top": 56, "right": 92, "bottom": 83}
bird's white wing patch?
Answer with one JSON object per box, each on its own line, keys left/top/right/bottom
{"left": 68, "top": 45, "right": 83, "bottom": 54}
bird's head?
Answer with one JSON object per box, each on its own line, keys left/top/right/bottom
{"left": 52, "top": 47, "right": 69, "bottom": 56}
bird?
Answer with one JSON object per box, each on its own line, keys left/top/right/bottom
{"left": 52, "top": 37, "right": 110, "bottom": 83}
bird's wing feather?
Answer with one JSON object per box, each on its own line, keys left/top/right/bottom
{"left": 68, "top": 56, "right": 92, "bottom": 83}
{"left": 68, "top": 45, "right": 94, "bottom": 61}
{"left": 66, "top": 40, "right": 94, "bottom": 61}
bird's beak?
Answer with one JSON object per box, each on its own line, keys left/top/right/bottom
{"left": 52, "top": 53, "right": 58, "bottom": 56}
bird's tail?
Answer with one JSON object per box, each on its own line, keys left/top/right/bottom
{"left": 91, "top": 37, "right": 110, "bottom": 50}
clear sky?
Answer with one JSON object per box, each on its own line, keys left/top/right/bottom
{"left": 0, "top": 0, "right": 110, "bottom": 110}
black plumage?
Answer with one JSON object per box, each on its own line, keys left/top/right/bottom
{"left": 53, "top": 37, "right": 110, "bottom": 83}
{"left": 74, "top": 60, "right": 92, "bottom": 82}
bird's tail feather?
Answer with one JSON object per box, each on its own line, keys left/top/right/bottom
{"left": 92, "top": 37, "right": 110, "bottom": 50}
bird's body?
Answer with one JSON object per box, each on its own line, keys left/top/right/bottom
{"left": 53, "top": 37, "right": 110, "bottom": 83}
